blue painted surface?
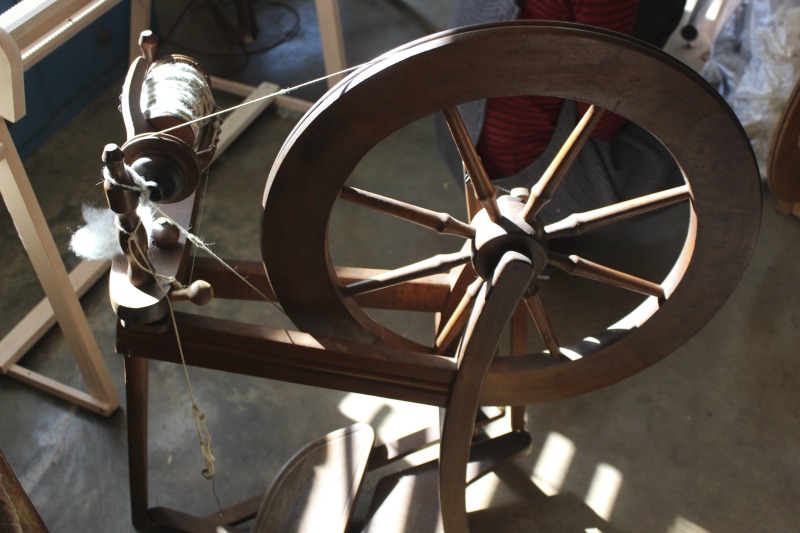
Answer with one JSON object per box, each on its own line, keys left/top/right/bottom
{"left": 4, "top": 0, "right": 130, "bottom": 157}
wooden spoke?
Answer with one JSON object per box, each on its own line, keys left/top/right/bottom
{"left": 434, "top": 277, "right": 483, "bottom": 354}
{"left": 545, "top": 184, "right": 692, "bottom": 239}
{"left": 464, "top": 176, "right": 481, "bottom": 222}
{"left": 442, "top": 107, "right": 501, "bottom": 222}
{"left": 548, "top": 252, "right": 665, "bottom": 300}
{"left": 523, "top": 285, "right": 562, "bottom": 359}
{"left": 341, "top": 250, "right": 472, "bottom": 297}
{"left": 434, "top": 262, "right": 479, "bottom": 339}
{"left": 522, "top": 105, "right": 605, "bottom": 222}
{"left": 339, "top": 186, "right": 475, "bottom": 239}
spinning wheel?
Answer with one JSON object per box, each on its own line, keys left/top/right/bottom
{"left": 262, "top": 21, "right": 761, "bottom": 405}
{"left": 768, "top": 75, "right": 800, "bottom": 216}
{"left": 107, "top": 22, "right": 760, "bottom": 533}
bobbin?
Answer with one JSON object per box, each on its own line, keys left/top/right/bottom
{"left": 140, "top": 54, "right": 216, "bottom": 150}
{"left": 116, "top": 32, "right": 221, "bottom": 205}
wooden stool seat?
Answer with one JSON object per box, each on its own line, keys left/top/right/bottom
{"left": 252, "top": 423, "right": 375, "bottom": 533}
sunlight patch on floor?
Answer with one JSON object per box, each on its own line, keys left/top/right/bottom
{"left": 466, "top": 472, "right": 502, "bottom": 512}
{"left": 531, "top": 431, "right": 575, "bottom": 496}
{"left": 668, "top": 516, "right": 712, "bottom": 533}
{"left": 584, "top": 463, "right": 623, "bottom": 521}
{"left": 337, "top": 392, "right": 438, "bottom": 443}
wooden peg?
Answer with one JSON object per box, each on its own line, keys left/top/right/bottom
{"left": 152, "top": 217, "right": 180, "bottom": 249}
{"left": 103, "top": 144, "right": 138, "bottom": 215}
{"left": 139, "top": 30, "right": 158, "bottom": 65}
{"left": 170, "top": 280, "right": 214, "bottom": 306}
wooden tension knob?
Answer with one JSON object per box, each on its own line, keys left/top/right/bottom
{"left": 170, "top": 280, "right": 214, "bottom": 306}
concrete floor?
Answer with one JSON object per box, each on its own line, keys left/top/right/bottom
{"left": 1, "top": 1, "right": 799, "bottom": 532}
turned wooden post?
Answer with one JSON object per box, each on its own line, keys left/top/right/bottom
{"left": 138, "top": 30, "right": 158, "bottom": 65}
{"left": 103, "top": 144, "right": 152, "bottom": 286}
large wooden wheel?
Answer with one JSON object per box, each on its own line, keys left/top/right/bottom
{"left": 261, "top": 22, "right": 760, "bottom": 406}
{"left": 768, "top": 75, "right": 800, "bottom": 213}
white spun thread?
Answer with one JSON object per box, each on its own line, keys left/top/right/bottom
{"left": 102, "top": 165, "right": 279, "bottom": 305}
{"left": 149, "top": 61, "right": 367, "bottom": 141}
{"left": 141, "top": 59, "right": 215, "bottom": 148}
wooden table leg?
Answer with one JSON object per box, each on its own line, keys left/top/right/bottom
{"left": 125, "top": 355, "right": 150, "bottom": 531}
{"left": 0, "top": 121, "right": 119, "bottom": 415}
{"left": 509, "top": 304, "right": 528, "bottom": 432}
{"left": 314, "top": 0, "right": 347, "bottom": 88}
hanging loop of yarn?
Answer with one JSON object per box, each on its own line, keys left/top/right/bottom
{"left": 128, "top": 233, "right": 218, "bottom": 483}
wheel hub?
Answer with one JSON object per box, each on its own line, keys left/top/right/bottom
{"left": 471, "top": 194, "right": 548, "bottom": 280}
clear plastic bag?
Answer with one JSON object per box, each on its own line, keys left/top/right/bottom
{"left": 703, "top": 0, "right": 800, "bottom": 176}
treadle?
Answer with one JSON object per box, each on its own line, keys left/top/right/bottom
{"left": 202, "top": 494, "right": 264, "bottom": 527}
{"left": 368, "top": 406, "right": 505, "bottom": 469}
{"left": 251, "top": 423, "right": 376, "bottom": 533}
{"left": 148, "top": 507, "right": 248, "bottom": 533}
{"left": 361, "top": 431, "right": 533, "bottom": 533}
{"left": 147, "top": 493, "right": 264, "bottom": 532}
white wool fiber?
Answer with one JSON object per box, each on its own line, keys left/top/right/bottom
{"left": 70, "top": 204, "right": 155, "bottom": 260}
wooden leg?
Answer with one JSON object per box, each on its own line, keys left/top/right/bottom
{"left": 439, "top": 252, "right": 534, "bottom": 532}
{"left": 211, "top": 82, "right": 280, "bottom": 164}
{"left": 0, "top": 450, "right": 49, "bottom": 532}
{"left": 314, "top": 0, "right": 347, "bottom": 88}
{"left": 129, "top": 0, "right": 152, "bottom": 62}
{"left": 125, "top": 355, "right": 150, "bottom": 531}
{"left": 0, "top": 122, "right": 119, "bottom": 414}
{"left": 1, "top": 260, "right": 109, "bottom": 372}
{"left": 509, "top": 304, "right": 528, "bottom": 432}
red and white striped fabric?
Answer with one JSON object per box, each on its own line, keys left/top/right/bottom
{"left": 476, "top": 0, "right": 640, "bottom": 179}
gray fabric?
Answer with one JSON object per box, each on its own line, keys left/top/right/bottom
{"left": 452, "top": 0, "right": 520, "bottom": 28}
{"left": 493, "top": 101, "right": 683, "bottom": 223}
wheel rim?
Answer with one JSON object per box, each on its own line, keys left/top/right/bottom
{"left": 262, "top": 21, "right": 760, "bottom": 403}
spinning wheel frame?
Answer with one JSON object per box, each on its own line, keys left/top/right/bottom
{"left": 107, "top": 24, "right": 762, "bottom": 533}
{"left": 261, "top": 22, "right": 761, "bottom": 405}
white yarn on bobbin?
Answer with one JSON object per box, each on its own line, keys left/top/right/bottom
{"left": 141, "top": 59, "right": 215, "bottom": 148}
